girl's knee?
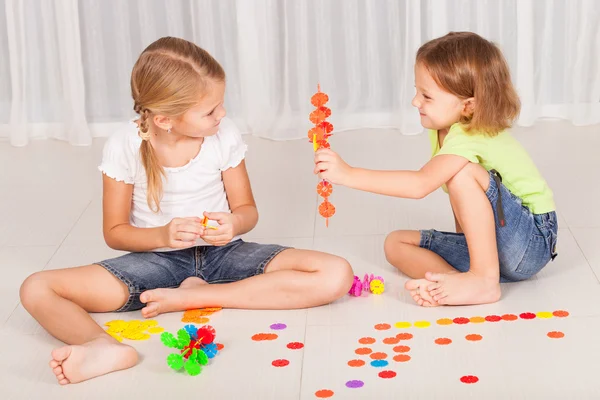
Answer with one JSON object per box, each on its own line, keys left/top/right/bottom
{"left": 384, "top": 232, "right": 400, "bottom": 257}
{"left": 322, "top": 256, "right": 354, "bottom": 299}
{"left": 384, "top": 231, "right": 419, "bottom": 260}
{"left": 20, "top": 271, "right": 53, "bottom": 310}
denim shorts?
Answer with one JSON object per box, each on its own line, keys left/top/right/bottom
{"left": 97, "top": 239, "right": 289, "bottom": 312}
{"left": 420, "top": 170, "right": 558, "bottom": 283}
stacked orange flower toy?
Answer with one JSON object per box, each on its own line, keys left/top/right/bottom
{"left": 309, "top": 85, "right": 335, "bottom": 227}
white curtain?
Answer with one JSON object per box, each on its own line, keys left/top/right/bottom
{"left": 1, "top": 0, "right": 599, "bottom": 146}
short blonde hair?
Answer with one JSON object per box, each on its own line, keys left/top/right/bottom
{"left": 131, "top": 37, "right": 225, "bottom": 212}
{"left": 416, "top": 32, "right": 520, "bottom": 135}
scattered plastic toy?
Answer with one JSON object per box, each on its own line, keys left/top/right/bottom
{"left": 104, "top": 319, "right": 164, "bottom": 342}
{"left": 348, "top": 274, "right": 385, "bottom": 296}
{"left": 309, "top": 84, "right": 336, "bottom": 227}
{"left": 181, "top": 307, "right": 222, "bottom": 323}
{"left": 160, "top": 324, "right": 219, "bottom": 376}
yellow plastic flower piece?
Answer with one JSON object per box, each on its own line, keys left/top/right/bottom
{"left": 470, "top": 316, "right": 486, "bottom": 323}
{"left": 108, "top": 331, "right": 123, "bottom": 342}
{"left": 414, "top": 321, "right": 431, "bottom": 328}
{"left": 126, "top": 320, "right": 142, "bottom": 330}
{"left": 105, "top": 320, "right": 127, "bottom": 333}
{"left": 105, "top": 319, "right": 126, "bottom": 326}
{"left": 104, "top": 319, "right": 165, "bottom": 341}
{"left": 536, "top": 311, "right": 554, "bottom": 319}
{"left": 141, "top": 320, "right": 159, "bottom": 328}
{"left": 370, "top": 279, "right": 385, "bottom": 294}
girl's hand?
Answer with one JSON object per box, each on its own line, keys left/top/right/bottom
{"left": 161, "top": 217, "right": 205, "bottom": 248}
{"left": 200, "top": 211, "right": 236, "bottom": 246}
{"left": 314, "top": 148, "right": 353, "bottom": 186}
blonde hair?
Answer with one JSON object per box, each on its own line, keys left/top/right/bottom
{"left": 416, "top": 32, "right": 520, "bottom": 135}
{"left": 131, "top": 36, "right": 225, "bottom": 212}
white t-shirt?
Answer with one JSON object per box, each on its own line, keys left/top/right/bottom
{"left": 98, "top": 117, "right": 247, "bottom": 248}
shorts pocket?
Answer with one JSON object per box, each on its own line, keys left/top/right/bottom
{"left": 512, "top": 229, "right": 552, "bottom": 279}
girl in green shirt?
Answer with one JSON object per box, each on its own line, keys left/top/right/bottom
{"left": 314, "top": 31, "right": 557, "bottom": 307}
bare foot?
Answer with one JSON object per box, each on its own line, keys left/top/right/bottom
{"left": 49, "top": 336, "right": 138, "bottom": 385}
{"left": 404, "top": 279, "right": 438, "bottom": 307}
{"left": 425, "top": 271, "right": 501, "bottom": 305}
{"left": 141, "top": 277, "right": 207, "bottom": 318}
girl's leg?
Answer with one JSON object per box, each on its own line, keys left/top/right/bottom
{"left": 139, "top": 249, "right": 354, "bottom": 316}
{"left": 383, "top": 230, "right": 456, "bottom": 306}
{"left": 20, "top": 265, "right": 138, "bottom": 385}
{"left": 424, "top": 163, "right": 501, "bottom": 305}
{"left": 384, "top": 230, "right": 457, "bottom": 277}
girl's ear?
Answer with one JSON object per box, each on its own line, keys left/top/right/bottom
{"left": 462, "top": 97, "right": 475, "bottom": 117}
{"left": 153, "top": 114, "right": 172, "bottom": 132}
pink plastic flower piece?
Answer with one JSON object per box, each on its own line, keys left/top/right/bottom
{"left": 348, "top": 276, "right": 363, "bottom": 296}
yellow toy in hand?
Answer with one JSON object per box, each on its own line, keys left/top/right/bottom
{"left": 201, "top": 216, "right": 218, "bottom": 230}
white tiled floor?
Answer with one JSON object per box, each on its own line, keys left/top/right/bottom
{"left": 1, "top": 120, "right": 600, "bottom": 399}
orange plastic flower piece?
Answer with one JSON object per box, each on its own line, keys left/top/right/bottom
{"left": 358, "top": 337, "right": 376, "bottom": 344}
{"left": 315, "top": 389, "right": 334, "bottom": 398}
{"left": 317, "top": 181, "right": 333, "bottom": 197}
{"left": 318, "top": 106, "right": 331, "bottom": 118}
{"left": 251, "top": 333, "right": 278, "bottom": 341}
{"left": 308, "top": 127, "right": 324, "bottom": 141}
{"left": 319, "top": 200, "right": 336, "bottom": 218}
{"left": 318, "top": 121, "right": 334, "bottom": 133}
{"left": 181, "top": 316, "right": 210, "bottom": 324}
{"left": 553, "top": 310, "right": 569, "bottom": 318}
{"left": 311, "top": 92, "right": 329, "bottom": 107}
{"left": 396, "top": 333, "right": 413, "bottom": 340}
{"left": 383, "top": 337, "right": 401, "bottom": 345}
{"left": 310, "top": 108, "right": 328, "bottom": 124}
{"left": 393, "top": 354, "right": 411, "bottom": 362}
{"left": 355, "top": 347, "right": 372, "bottom": 355}
{"left": 347, "top": 359, "right": 365, "bottom": 367}
{"left": 370, "top": 352, "right": 388, "bottom": 360}
{"left": 202, "top": 307, "right": 222, "bottom": 312}
{"left": 393, "top": 345, "right": 411, "bottom": 353}
{"left": 317, "top": 140, "right": 330, "bottom": 149}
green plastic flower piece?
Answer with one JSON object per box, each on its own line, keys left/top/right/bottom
{"left": 184, "top": 359, "right": 202, "bottom": 376}
{"left": 177, "top": 329, "right": 191, "bottom": 348}
{"left": 167, "top": 353, "right": 184, "bottom": 370}
{"left": 187, "top": 348, "right": 198, "bottom": 362}
{"left": 197, "top": 349, "right": 209, "bottom": 365}
{"left": 160, "top": 332, "right": 182, "bottom": 349}
{"left": 161, "top": 324, "right": 218, "bottom": 376}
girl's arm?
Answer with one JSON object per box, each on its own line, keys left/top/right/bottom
{"left": 222, "top": 160, "right": 258, "bottom": 235}
{"left": 201, "top": 160, "right": 258, "bottom": 246}
{"left": 102, "top": 174, "right": 202, "bottom": 251}
{"left": 314, "top": 149, "right": 470, "bottom": 199}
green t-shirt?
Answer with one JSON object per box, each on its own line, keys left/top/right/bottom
{"left": 429, "top": 124, "right": 555, "bottom": 214}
